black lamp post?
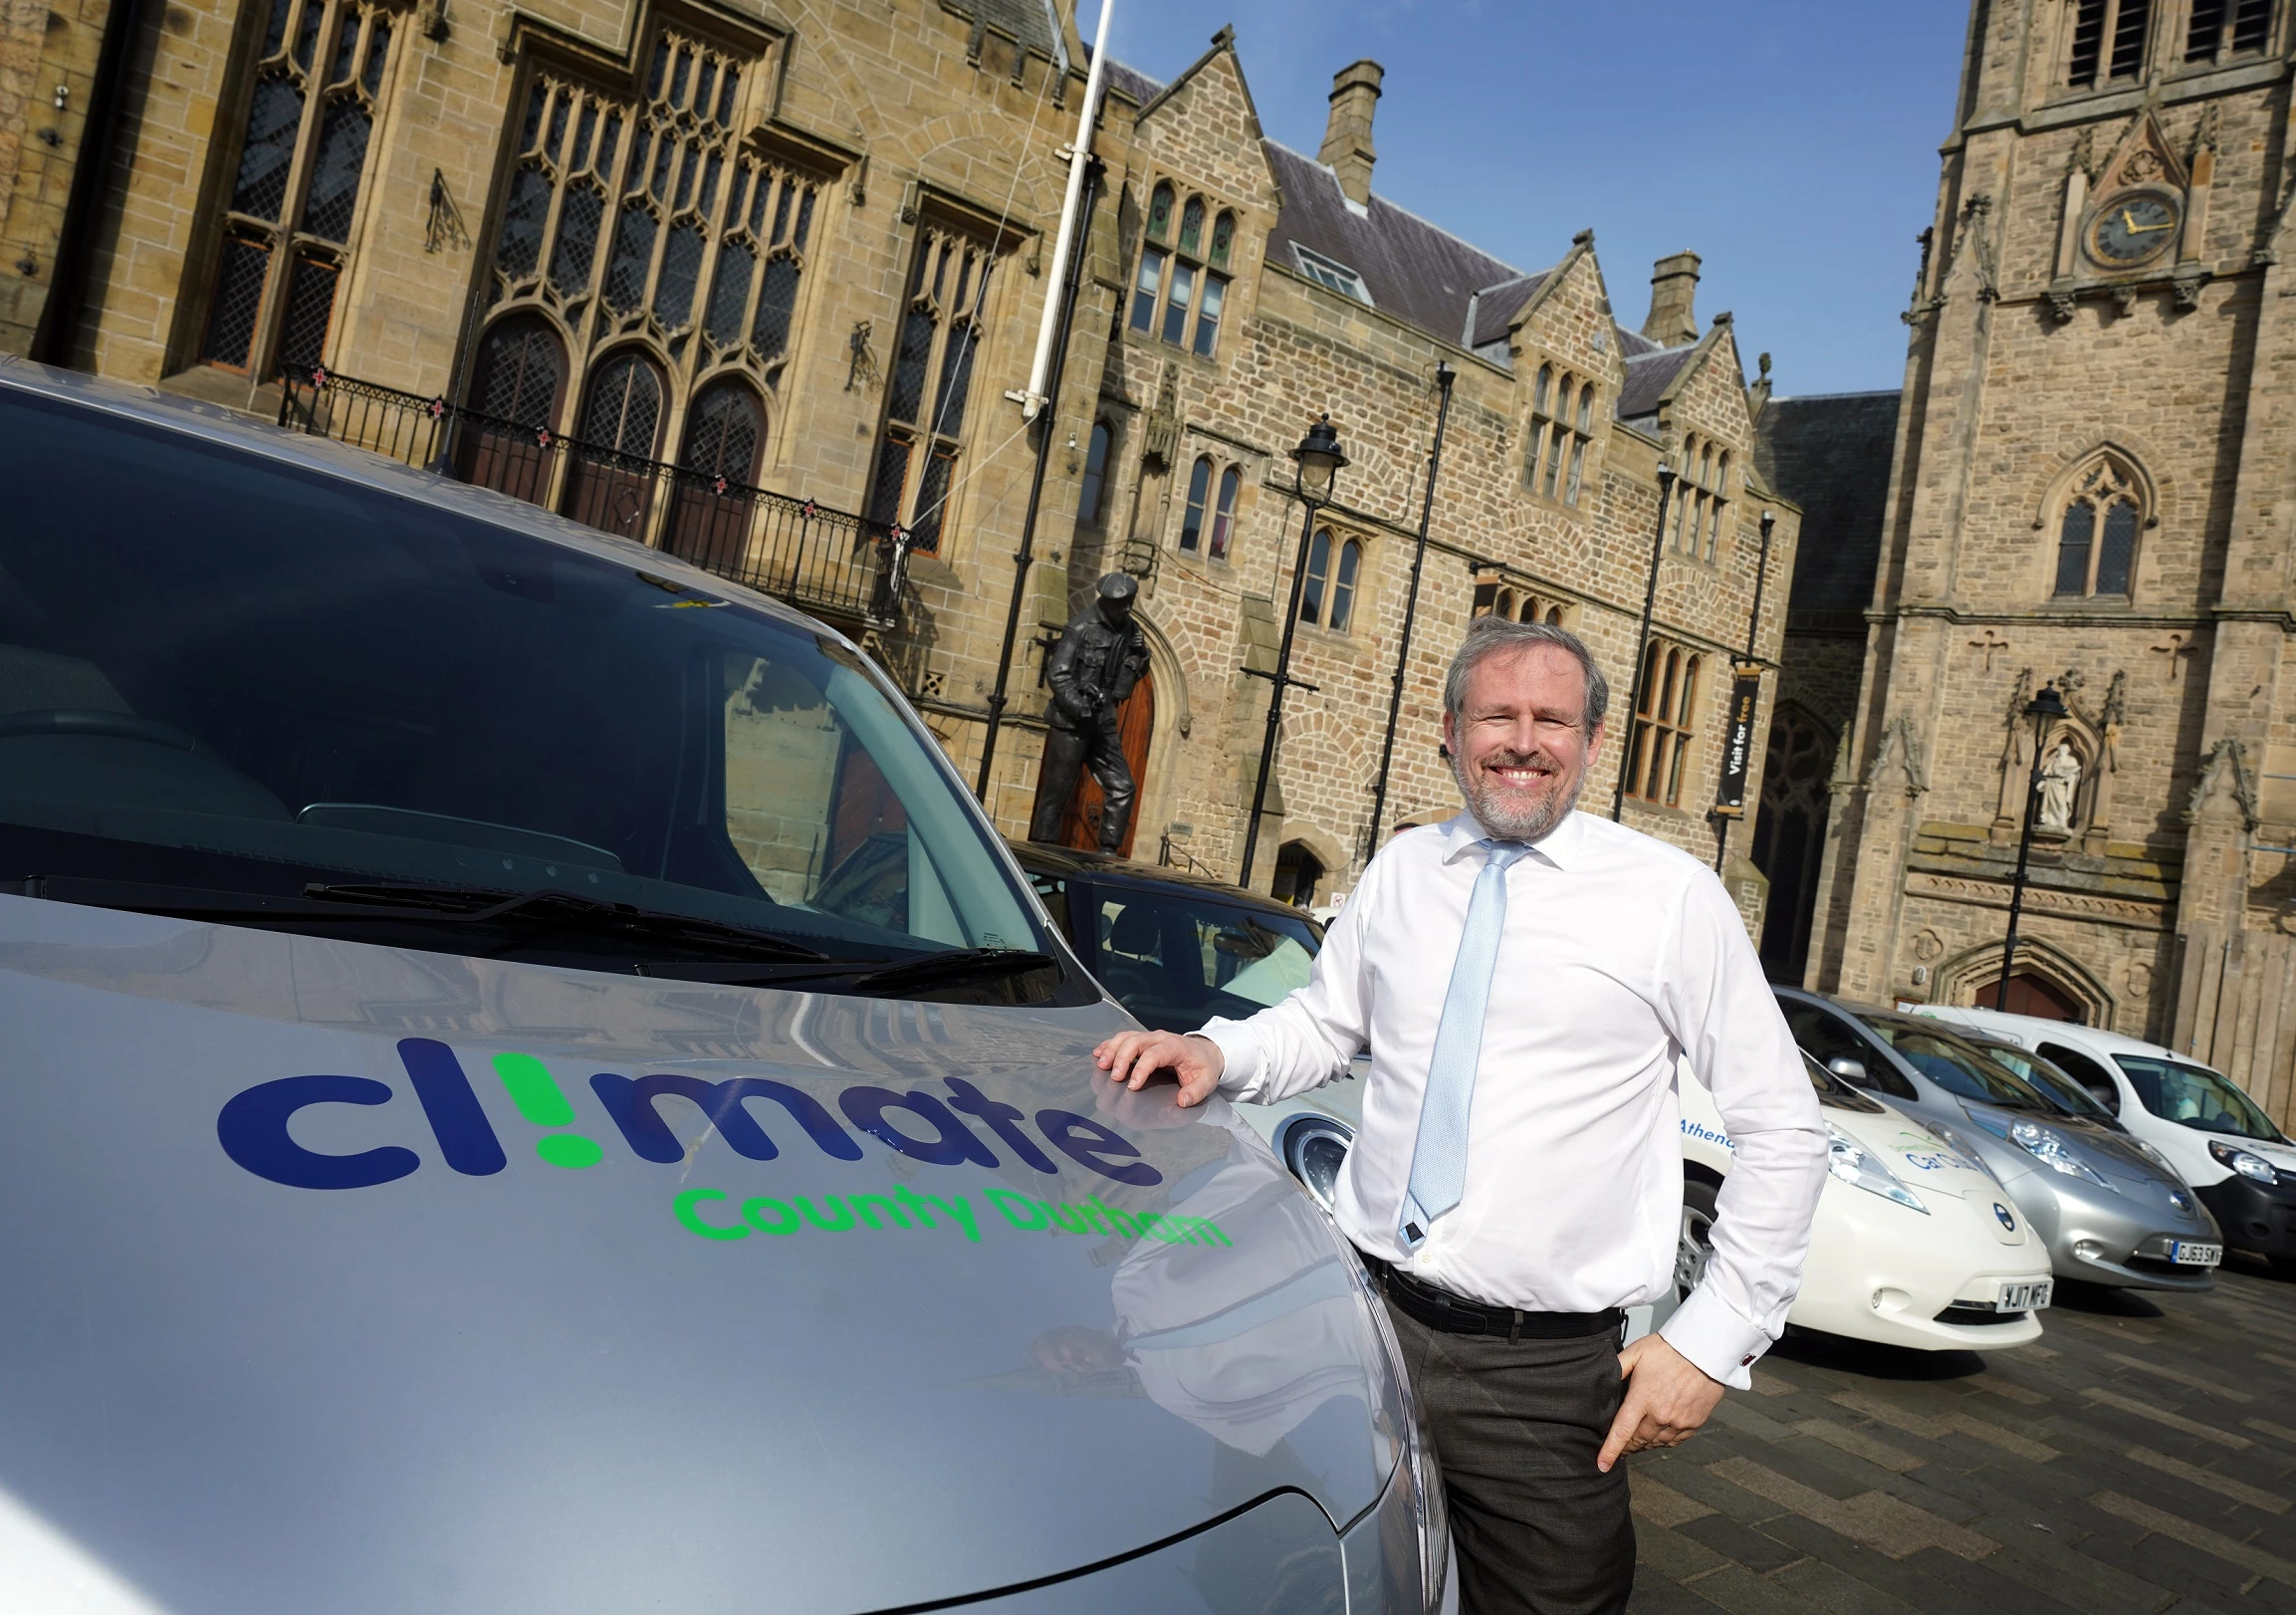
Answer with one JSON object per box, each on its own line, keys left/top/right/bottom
{"left": 1995, "top": 681, "right": 2070, "bottom": 1010}
{"left": 1612, "top": 460, "right": 1678, "bottom": 821}
{"left": 1239, "top": 413, "right": 1347, "bottom": 889}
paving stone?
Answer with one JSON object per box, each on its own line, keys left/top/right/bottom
{"left": 1709, "top": 1455, "right": 1998, "bottom": 1560}
{"left": 1675, "top": 1511, "right": 1810, "bottom": 1575}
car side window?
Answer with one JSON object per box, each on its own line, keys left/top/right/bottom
{"left": 1026, "top": 872, "right": 1072, "bottom": 944}
{"left": 2038, "top": 1042, "right": 2121, "bottom": 1113}
{"left": 1783, "top": 1004, "right": 1917, "bottom": 1101}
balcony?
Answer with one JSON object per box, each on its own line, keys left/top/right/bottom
{"left": 276, "top": 368, "right": 910, "bottom": 628}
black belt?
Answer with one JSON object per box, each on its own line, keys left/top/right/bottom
{"left": 1362, "top": 1253, "right": 1623, "bottom": 1341}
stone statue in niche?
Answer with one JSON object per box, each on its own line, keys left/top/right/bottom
{"left": 2038, "top": 740, "right": 2082, "bottom": 832}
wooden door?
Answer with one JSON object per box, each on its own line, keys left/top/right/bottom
{"left": 1982, "top": 973, "right": 2082, "bottom": 1022}
{"left": 1042, "top": 666, "right": 1153, "bottom": 858}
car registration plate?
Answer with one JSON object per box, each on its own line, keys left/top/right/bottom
{"left": 2171, "top": 1241, "right": 2222, "bottom": 1267}
{"left": 1996, "top": 1279, "right": 2052, "bottom": 1312}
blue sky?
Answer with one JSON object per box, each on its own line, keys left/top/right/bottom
{"left": 1078, "top": 0, "right": 1973, "bottom": 397}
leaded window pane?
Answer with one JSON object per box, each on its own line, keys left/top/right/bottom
{"left": 1179, "top": 456, "right": 1210, "bottom": 551}
{"left": 886, "top": 306, "right": 935, "bottom": 425}
{"left": 716, "top": 67, "right": 740, "bottom": 122}
{"left": 231, "top": 79, "right": 304, "bottom": 221}
{"left": 2055, "top": 502, "right": 2095, "bottom": 596}
{"left": 201, "top": 236, "right": 272, "bottom": 367}
{"left": 302, "top": 98, "right": 371, "bottom": 243}
{"left": 546, "top": 93, "right": 569, "bottom": 163}
{"left": 1148, "top": 183, "right": 1173, "bottom": 240}
{"left": 2096, "top": 500, "right": 2138, "bottom": 594}
{"left": 751, "top": 254, "right": 799, "bottom": 357}
{"left": 276, "top": 253, "right": 340, "bottom": 371}
{"left": 1163, "top": 261, "right": 1194, "bottom": 346}
{"left": 1131, "top": 248, "right": 1164, "bottom": 332}
{"left": 292, "top": 0, "right": 322, "bottom": 67}
{"left": 1565, "top": 437, "right": 1586, "bottom": 507}
{"left": 330, "top": 13, "right": 357, "bottom": 82}
{"left": 866, "top": 433, "right": 912, "bottom": 526}
{"left": 646, "top": 40, "right": 669, "bottom": 99}
{"left": 601, "top": 207, "right": 656, "bottom": 309}
{"left": 911, "top": 447, "right": 954, "bottom": 552}
{"left": 654, "top": 221, "right": 704, "bottom": 327}
{"left": 495, "top": 167, "right": 551, "bottom": 279}
{"left": 596, "top": 110, "right": 620, "bottom": 174}
{"left": 706, "top": 240, "right": 755, "bottom": 346}
{"left": 682, "top": 382, "right": 764, "bottom": 481}
{"left": 547, "top": 184, "right": 602, "bottom": 296}
{"left": 580, "top": 352, "right": 663, "bottom": 454}
{"left": 1300, "top": 529, "right": 1331, "bottom": 625}
{"left": 1210, "top": 465, "right": 1239, "bottom": 561}
{"left": 1210, "top": 211, "right": 1234, "bottom": 270}
{"left": 1078, "top": 422, "right": 1110, "bottom": 525}
{"left": 648, "top": 132, "right": 674, "bottom": 199}
{"left": 1330, "top": 540, "right": 1360, "bottom": 632}
{"left": 360, "top": 15, "right": 389, "bottom": 95}
{"left": 262, "top": 0, "right": 294, "bottom": 57}
{"left": 1180, "top": 198, "right": 1204, "bottom": 255}
{"left": 668, "top": 45, "right": 690, "bottom": 108}
{"left": 520, "top": 83, "right": 546, "bottom": 151}
{"left": 931, "top": 321, "right": 976, "bottom": 436}
{"left": 792, "top": 187, "right": 814, "bottom": 249}
{"left": 694, "top": 59, "right": 717, "bottom": 120}
{"left": 475, "top": 318, "right": 564, "bottom": 427}
{"left": 1192, "top": 275, "right": 1224, "bottom": 356}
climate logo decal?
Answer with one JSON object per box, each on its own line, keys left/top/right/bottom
{"left": 217, "top": 1038, "right": 1164, "bottom": 1195}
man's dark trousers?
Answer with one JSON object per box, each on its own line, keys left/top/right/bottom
{"left": 1029, "top": 709, "right": 1136, "bottom": 850}
{"left": 1384, "top": 1298, "right": 1634, "bottom": 1614}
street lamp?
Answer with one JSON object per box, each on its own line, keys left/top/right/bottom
{"left": 1239, "top": 414, "right": 1348, "bottom": 888}
{"left": 1995, "top": 681, "right": 2070, "bottom": 1011}
{"left": 1612, "top": 459, "right": 1679, "bottom": 820}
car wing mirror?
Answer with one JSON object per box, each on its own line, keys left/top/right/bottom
{"left": 1826, "top": 1055, "right": 1868, "bottom": 1084}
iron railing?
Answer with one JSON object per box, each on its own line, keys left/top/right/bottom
{"left": 277, "top": 367, "right": 910, "bottom": 625}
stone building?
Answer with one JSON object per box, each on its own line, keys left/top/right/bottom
{"left": 1774, "top": 0, "right": 2296, "bottom": 1119}
{"left": 0, "top": 0, "right": 1801, "bottom": 911}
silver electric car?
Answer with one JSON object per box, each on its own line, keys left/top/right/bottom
{"left": 1776, "top": 990, "right": 2221, "bottom": 1291}
{"left": 0, "top": 361, "right": 1450, "bottom": 1614}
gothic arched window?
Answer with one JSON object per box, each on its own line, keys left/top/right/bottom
{"left": 1300, "top": 531, "right": 1362, "bottom": 631}
{"left": 1209, "top": 465, "right": 1241, "bottom": 562}
{"left": 664, "top": 378, "right": 765, "bottom": 568}
{"left": 1752, "top": 704, "right": 1835, "bottom": 981}
{"left": 1179, "top": 455, "right": 1214, "bottom": 553}
{"left": 458, "top": 316, "right": 566, "bottom": 501}
{"left": 1076, "top": 420, "right": 1112, "bottom": 527}
{"left": 2053, "top": 456, "right": 2143, "bottom": 597}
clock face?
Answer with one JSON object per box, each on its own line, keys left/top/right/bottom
{"left": 2089, "top": 191, "right": 2181, "bottom": 267}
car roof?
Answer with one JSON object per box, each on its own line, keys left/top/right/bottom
{"left": 0, "top": 357, "right": 827, "bottom": 639}
{"left": 1003, "top": 839, "right": 1313, "bottom": 920}
{"left": 1925, "top": 1003, "right": 2198, "bottom": 1064}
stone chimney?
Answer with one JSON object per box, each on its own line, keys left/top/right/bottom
{"left": 1643, "top": 250, "right": 1702, "bottom": 346}
{"left": 1319, "top": 60, "right": 1384, "bottom": 206}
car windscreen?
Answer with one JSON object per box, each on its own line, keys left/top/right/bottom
{"left": 1085, "top": 882, "right": 1321, "bottom": 1035}
{"left": 0, "top": 386, "right": 1081, "bottom": 1004}
{"left": 2116, "top": 1053, "right": 2281, "bottom": 1140}
{"left": 1860, "top": 1018, "right": 2050, "bottom": 1110}
{"left": 1974, "top": 1042, "right": 2115, "bottom": 1122}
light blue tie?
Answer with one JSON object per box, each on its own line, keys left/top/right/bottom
{"left": 1399, "top": 840, "right": 1528, "bottom": 1250}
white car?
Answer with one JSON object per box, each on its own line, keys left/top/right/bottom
{"left": 1249, "top": 1053, "right": 2051, "bottom": 1352}
{"left": 1913, "top": 1006, "right": 2296, "bottom": 1271}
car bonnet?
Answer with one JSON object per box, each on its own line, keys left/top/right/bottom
{"left": 1825, "top": 1099, "right": 2003, "bottom": 1205}
{"left": 0, "top": 895, "right": 1401, "bottom": 1615}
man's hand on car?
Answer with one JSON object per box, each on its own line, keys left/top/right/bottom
{"left": 1092, "top": 1030, "right": 1225, "bottom": 1107}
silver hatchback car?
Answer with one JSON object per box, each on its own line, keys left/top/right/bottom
{"left": 1776, "top": 990, "right": 2221, "bottom": 1291}
{"left": 0, "top": 361, "right": 1450, "bottom": 1614}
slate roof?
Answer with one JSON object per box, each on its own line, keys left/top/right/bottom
{"left": 1752, "top": 391, "right": 1902, "bottom": 616}
{"left": 1261, "top": 141, "right": 1526, "bottom": 348}
{"left": 1099, "top": 57, "right": 1162, "bottom": 109}
{"left": 1468, "top": 273, "right": 1548, "bottom": 347}
{"left": 1616, "top": 346, "right": 1699, "bottom": 422}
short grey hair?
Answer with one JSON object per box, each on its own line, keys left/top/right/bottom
{"left": 1443, "top": 615, "right": 1610, "bottom": 732}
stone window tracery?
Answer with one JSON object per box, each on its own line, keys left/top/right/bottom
{"left": 864, "top": 225, "right": 999, "bottom": 553}
{"left": 1526, "top": 364, "right": 1596, "bottom": 508}
{"left": 1299, "top": 529, "right": 1362, "bottom": 632}
{"left": 480, "top": 35, "right": 822, "bottom": 453}
{"left": 200, "top": 0, "right": 397, "bottom": 375}
{"left": 1624, "top": 641, "right": 1701, "bottom": 807}
{"left": 1130, "top": 180, "right": 1234, "bottom": 356}
{"left": 2052, "top": 456, "right": 2143, "bottom": 597}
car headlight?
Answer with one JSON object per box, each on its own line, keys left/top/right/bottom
{"left": 1280, "top": 1116, "right": 1352, "bottom": 1213}
{"left": 2009, "top": 1119, "right": 2109, "bottom": 1186}
{"left": 1828, "top": 1126, "right": 1926, "bottom": 1214}
{"left": 2209, "top": 1140, "right": 2280, "bottom": 1185}
{"left": 1351, "top": 1257, "right": 1449, "bottom": 1612}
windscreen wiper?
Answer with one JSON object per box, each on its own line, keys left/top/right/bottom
{"left": 642, "top": 947, "right": 1055, "bottom": 992}
{"left": 301, "top": 882, "right": 831, "bottom": 962}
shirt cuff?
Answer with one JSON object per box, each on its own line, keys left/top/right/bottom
{"left": 1195, "top": 1017, "right": 1263, "bottom": 1097}
{"left": 1658, "top": 1284, "right": 1772, "bottom": 1391}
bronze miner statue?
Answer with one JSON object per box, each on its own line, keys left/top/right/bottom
{"left": 1030, "top": 573, "right": 1150, "bottom": 852}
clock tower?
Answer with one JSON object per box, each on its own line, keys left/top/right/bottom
{"left": 1803, "top": 1, "right": 2296, "bottom": 1119}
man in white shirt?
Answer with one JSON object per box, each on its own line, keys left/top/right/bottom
{"left": 1094, "top": 616, "right": 1827, "bottom": 1615}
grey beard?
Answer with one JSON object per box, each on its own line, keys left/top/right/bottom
{"left": 1454, "top": 752, "right": 1582, "bottom": 842}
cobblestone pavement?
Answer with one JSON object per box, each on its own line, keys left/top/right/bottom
{"left": 1627, "top": 1256, "right": 2296, "bottom": 1614}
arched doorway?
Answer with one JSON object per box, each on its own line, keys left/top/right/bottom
{"left": 563, "top": 349, "right": 665, "bottom": 537}
{"left": 1973, "top": 972, "right": 2083, "bottom": 1021}
{"left": 665, "top": 379, "right": 766, "bottom": 572}
{"left": 1271, "top": 840, "right": 1324, "bottom": 907}
{"left": 1752, "top": 704, "right": 1833, "bottom": 983}
{"left": 459, "top": 316, "right": 565, "bottom": 503}
{"left": 1033, "top": 666, "right": 1154, "bottom": 858}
